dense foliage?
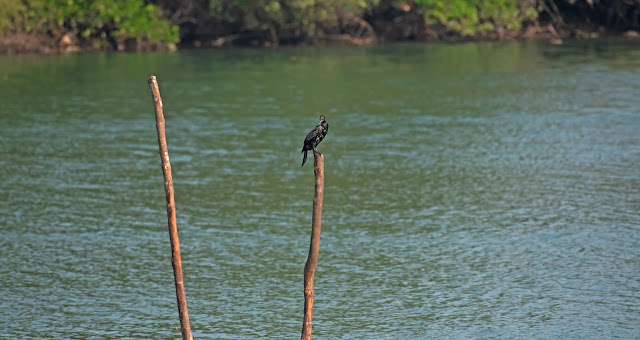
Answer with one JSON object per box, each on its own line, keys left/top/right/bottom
{"left": 1, "top": 0, "right": 640, "bottom": 51}
{"left": 209, "top": 0, "right": 380, "bottom": 43}
{"left": 417, "top": 0, "right": 539, "bottom": 36}
{"left": 2, "top": 0, "right": 179, "bottom": 47}
{"left": 0, "top": 0, "right": 25, "bottom": 34}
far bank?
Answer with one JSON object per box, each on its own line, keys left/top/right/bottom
{"left": 2, "top": 0, "right": 640, "bottom": 55}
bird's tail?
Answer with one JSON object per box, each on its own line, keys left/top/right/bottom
{"left": 301, "top": 150, "right": 307, "bottom": 167}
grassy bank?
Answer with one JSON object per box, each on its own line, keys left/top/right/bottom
{"left": 2, "top": 0, "right": 640, "bottom": 54}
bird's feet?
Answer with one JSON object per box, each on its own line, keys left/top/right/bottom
{"left": 313, "top": 149, "right": 323, "bottom": 155}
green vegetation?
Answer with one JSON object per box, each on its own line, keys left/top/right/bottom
{"left": 417, "top": 0, "right": 539, "bottom": 36}
{"left": 34, "top": 0, "right": 179, "bottom": 43}
{"left": 207, "top": 0, "right": 539, "bottom": 41}
{"left": 1, "top": 0, "right": 640, "bottom": 52}
{"left": 2, "top": 0, "right": 178, "bottom": 46}
{"left": 0, "top": 0, "right": 26, "bottom": 34}
{"left": 209, "top": 0, "right": 380, "bottom": 43}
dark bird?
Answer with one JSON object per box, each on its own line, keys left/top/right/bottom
{"left": 301, "top": 115, "right": 329, "bottom": 166}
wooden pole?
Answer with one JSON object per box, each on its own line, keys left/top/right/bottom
{"left": 301, "top": 152, "right": 324, "bottom": 340}
{"left": 148, "top": 75, "right": 193, "bottom": 340}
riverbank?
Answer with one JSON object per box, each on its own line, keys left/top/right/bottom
{"left": 0, "top": 32, "right": 179, "bottom": 55}
{"left": 2, "top": 22, "right": 639, "bottom": 56}
{"left": 2, "top": 0, "right": 640, "bottom": 55}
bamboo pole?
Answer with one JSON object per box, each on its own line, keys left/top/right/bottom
{"left": 148, "top": 76, "right": 193, "bottom": 340}
{"left": 301, "top": 152, "right": 324, "bottom": 340}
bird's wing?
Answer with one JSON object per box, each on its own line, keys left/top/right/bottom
{"left": 304, "top": 126, "right": 319, "bottom": 144}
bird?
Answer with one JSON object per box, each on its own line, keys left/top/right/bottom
{"left": 301, "top": 115, "right": 329, "bottom": 167}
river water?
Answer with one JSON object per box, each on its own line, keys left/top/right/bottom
{"left": 1, "top": 41, "right": 639, "bottom": 339}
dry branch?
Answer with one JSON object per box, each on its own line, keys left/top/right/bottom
{"left": 301, "top": 152, "right": 325, "bottom": 340}
{"left": 148, "top": 75, "right": 194, "bottom": 340}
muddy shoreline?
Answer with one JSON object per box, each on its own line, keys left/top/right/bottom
{"left": 2, "top": 22, "right": 639, "bottom": 56}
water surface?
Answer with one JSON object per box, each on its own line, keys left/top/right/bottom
{"left": 1, "top": 41, "right": 639, "bottom": 339}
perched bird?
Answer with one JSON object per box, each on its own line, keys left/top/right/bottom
{"left": 301, "top": 115, "right": 329, "bottom": 166}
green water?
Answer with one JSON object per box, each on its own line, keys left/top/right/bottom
{"left": 1, "top": 41, "right": 639, "bottom": 339}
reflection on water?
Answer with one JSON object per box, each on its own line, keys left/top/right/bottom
{"left": 1, "top": 41, "right": 639, "bottom": 339}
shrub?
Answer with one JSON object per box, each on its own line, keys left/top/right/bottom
{"left": 416, "top": 0, "right": 539, "bottom": 36}
{"left": 2, "top": 0, "right": 179, "bottom": 44}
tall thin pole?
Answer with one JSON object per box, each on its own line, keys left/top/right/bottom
{"left": 148, "top": 75, "right": 193, "bottom": 340}
{"left": 301, "top": 152, "right": 324, "bottom": 340}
